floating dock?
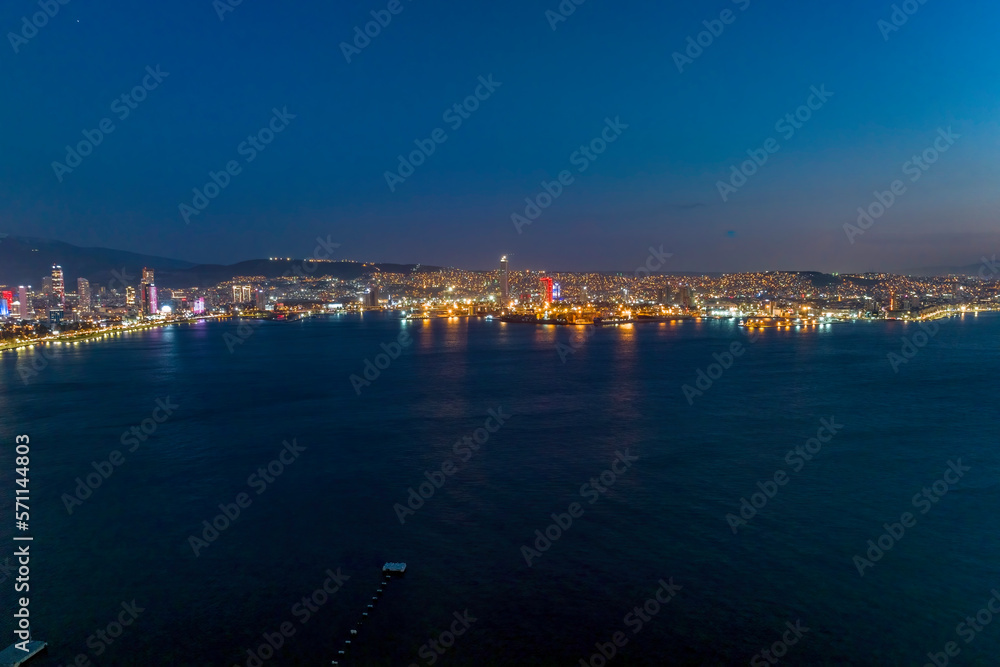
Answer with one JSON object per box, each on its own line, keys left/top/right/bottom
{"left": 0, "top": 641, "right": 47, "bottom": 667}
{"left": 382, "top": 562, "right": 406, "bottom": 575}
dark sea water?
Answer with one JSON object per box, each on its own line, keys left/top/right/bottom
{"left": 2, "top": 313, "right": 999, "bottom": 666}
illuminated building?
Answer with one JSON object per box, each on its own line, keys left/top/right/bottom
{"left": 51, "top": 265, "right": 65, "bottom": 307}
{"left": 500, "top": 255, "right": 509, "bottom": 305}
{"left": 139, "top": 267, "right": 158, "bottom": 315}
{"left": 1, "top": 290, "right": 11, "bottom": 315}
{"left": 540, "top": 276, "right": 554, "bottom": 304}
{"left": 193, "top": 298, "right": 205, "bottom": 314}
{"left": 77, "top": 278, "right": 91, "bottom": 313}
{"left": 142, "top": 283, "right": 158, "bottom": 315}
{"left": 17, "top": 286, "right": 28, "bottom": 319}
{"left": 553, "top": 282, "right": 561, "bottom": 301}
{"left": 126, "top": 286, "right": 136, "bottom": 306}
{"left": 255, "top": 289, "right": 267, "bottom": 310}
{"left": 366, "top": 285, "right": 380, "bottom": 308}
{"left": 232, "top": 285, "right": 253, "bottom": 303}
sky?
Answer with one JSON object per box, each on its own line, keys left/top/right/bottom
{"left": 1, "top": 0, "right": 998, "bottom": 273}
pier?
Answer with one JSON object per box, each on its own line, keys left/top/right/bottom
{"left": 330, "top": 563, "right": 406, "bottom": 665}
{"left": 0, "top": 641, "right": 47, "bottom": 667}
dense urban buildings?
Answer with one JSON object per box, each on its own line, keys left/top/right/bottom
{"left": 3, "top": 254, "right": 1000, "bottom": 351}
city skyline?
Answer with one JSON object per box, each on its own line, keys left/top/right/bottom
{"left": 1, "top": 232, "right": 997, "bottom": 280}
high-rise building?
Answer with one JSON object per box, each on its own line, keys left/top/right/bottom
{"left": 1, "top": 291, "right": 11, "bottom": 316}
{"left": 553, "top": 282, "right": 561, "bottom": 301}
{"left": 500, "top": 255, "right": 509, "bottom": 305}
{"left": 679, "top": 286, "right": 693, "bottom": 310}
{"left": 232, "top": 285, "right": 253, "bottom": 303}
{"left": 366, "top": 285, "right": 380, "bottom": 308}
{"left": 126, "top": 286, "right": 136, "bottom": 306}
{"left": 539, "top": 276, "right": 554, "bottom": 304}
{"left": 51, "top": 265, "right": 65, "bottom": 307}
{"left": 77, "top": 278, "right": 91, "bottom": 314}
{"left": 142, "top": 283, "right": 158, "bottom": 315}
{"left": 255, "top": 289, "right": 267, "bottom": 311}
{"left": 17, "top": 286, "right": 28, "bottom": 319}
{"left": 140, "top": 268, "right": 157, "bottom": 314}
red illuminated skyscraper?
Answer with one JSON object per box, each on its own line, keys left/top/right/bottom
{"left": 539, "top": 277, "right": 554, "bottom": 304}
{"left": 1, "top": 291, "right": 11, "bottom": 314}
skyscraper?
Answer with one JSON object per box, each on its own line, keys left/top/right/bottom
{"left": 126, "top": 286, "right": 136, "bottom": 306}
{"left": 500, "top": 256, "right": 509, "bottom": 306}
{"left": 366, "top": 285, "right": 380, "bottom": 308}
{"left": 77, "top": 278, "right": 91, "bottom": 314}
{"left": 142, "top": 283, "right": 158, "bottom": 315}
{"left": 539, "top": 276, "right": 554, "bottom": 304}
{"left": 17, "top": 286, "right": 28, "bottom": 319}
{"left": 1, "top": 291, "right": 11, "bottom": 315}
{"left": 51, "top": 265, "right": 65, "bottom": 307}
{"left": 232, "top": 285, "right": 253, "bottom": 303}
{"left": 142, "top": 267, "right": 155, "bottom": 284}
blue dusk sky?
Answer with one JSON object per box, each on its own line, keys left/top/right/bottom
{"left": 1, "top": 0, "right": 997, "bottom": 272}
